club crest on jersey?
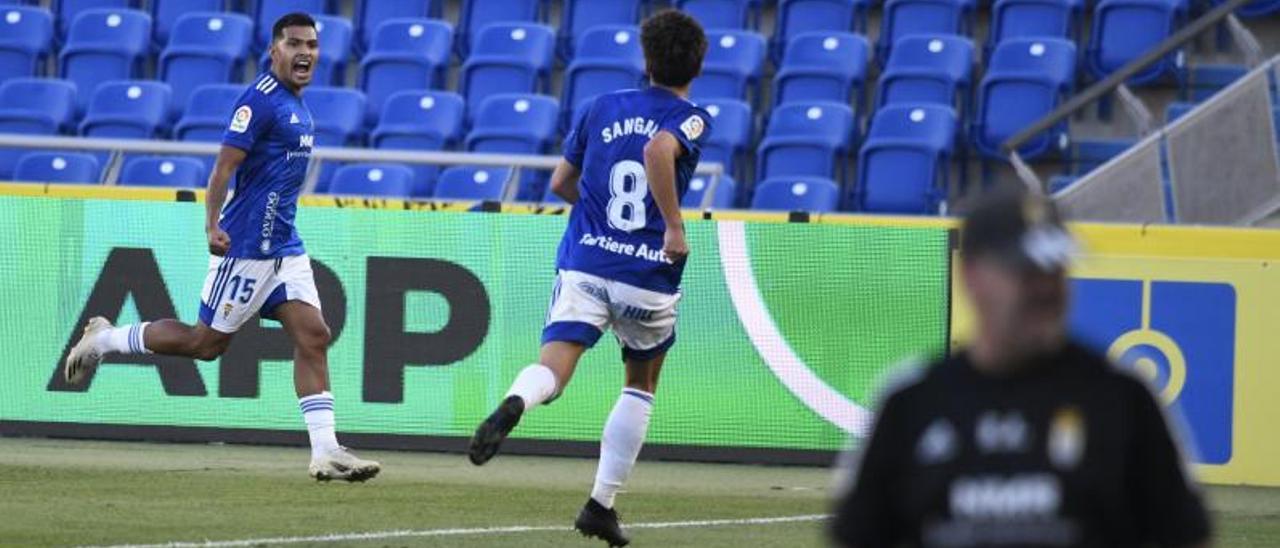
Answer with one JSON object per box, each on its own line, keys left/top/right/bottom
{"left": 680, "top": 114, "right": 705, "bottom": 141}
{"left": 1047, "top": 406, "right": 1086, "bottom": 470}
{"left": 229, "top": 105, "right": 252, "bottom": 133}
{"left": 222, "top": 302, "right": 234, "bottom": 319}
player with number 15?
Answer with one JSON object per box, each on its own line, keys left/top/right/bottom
{"left": 466, "top": 9, "right": 712, "bottom": 547}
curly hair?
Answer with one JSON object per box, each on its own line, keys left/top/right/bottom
{"left": 641, "top": 9, "right": 708, "bottom": 88}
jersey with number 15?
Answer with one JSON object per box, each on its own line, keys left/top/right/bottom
{"left": 556, "top": 87, "right": 712, "bottom": 295}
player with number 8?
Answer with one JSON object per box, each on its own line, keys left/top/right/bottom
{"left": 466, "top": 9, "right": 712, "bottom": 547}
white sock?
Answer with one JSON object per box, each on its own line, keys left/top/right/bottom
{"left": 299, "top": 392, "right": 340, "bottom": 460}
{"left": 590, "top": 388, "right": 654, "bottom": 509}
{"left": 95, "top": 323, "right": 152, "bottom": 355}
{"left": 504, "top": 364, "right": 559, "bottom": 410}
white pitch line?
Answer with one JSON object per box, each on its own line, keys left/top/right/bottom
{"left": 86, "top": 514, "right": 829, "bottom": 548}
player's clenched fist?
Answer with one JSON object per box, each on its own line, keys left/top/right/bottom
{"left": 663, "top": 225, "right": 689, "bottom": 264}
{"left": 207, "top": 227, "right": 231, "bottom": 256}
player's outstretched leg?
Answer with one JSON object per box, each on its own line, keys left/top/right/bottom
{"left": 64, "top": 318, "right": 230, "bottom": 384}
{"left": 575, "top": 353, "right": 664, "bottom": 547}
{"left": 63, "top": 317, "right": 117, "bottom": 384}
{"left": 276, "top": 300, "right": 380, "bottom": 482}
{"left": 469, "top": 342, "right": 583, "bottom": 465}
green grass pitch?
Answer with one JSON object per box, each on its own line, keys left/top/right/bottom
{"left": 0, "top": 438, "right": 1275, "bottom": 547}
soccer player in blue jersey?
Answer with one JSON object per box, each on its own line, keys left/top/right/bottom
{"left": 63, "top": 13, "right": 380, "bottom": 482}
{"left": 467, "top": 10, "right": 711, "bottom": 546}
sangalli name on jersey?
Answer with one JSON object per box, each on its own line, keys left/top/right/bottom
{"left": 600, "top": 117, "right": 659, "bottom": 143}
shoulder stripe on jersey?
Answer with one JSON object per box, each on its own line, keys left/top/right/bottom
{"left": 255, "top": 75, "right": 277, "bottom": 94}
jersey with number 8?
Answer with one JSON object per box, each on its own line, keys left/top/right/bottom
{"left": 557, "top": 88, "right": 712, "bottom": 295}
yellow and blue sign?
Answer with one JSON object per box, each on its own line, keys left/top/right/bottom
{"left": 1069, "top": 279, "right": 1235, "bottom": 465}
{"left": 952, "top": 223, "right": 1280, "bottom": 486}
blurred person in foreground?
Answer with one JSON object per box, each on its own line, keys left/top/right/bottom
{"left": 829, "top": 190, "right": 1211, "bottom": 548}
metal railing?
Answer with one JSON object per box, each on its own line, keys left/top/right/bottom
{"left": 1002, "top": 0, "right": 1259, "bottom": 192}
{"left": 0, "top": 133, "right": 728, "bottom": 208}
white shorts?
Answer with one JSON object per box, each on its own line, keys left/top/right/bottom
{"left": 542, "top": 270, "right": 681, "bottom": 360}
{"left": 198, "top": 254, "right": 322, "bottom": 333}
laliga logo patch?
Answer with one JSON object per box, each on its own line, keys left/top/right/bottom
{"left": 229, "top": 105, "right": 252, "bottom": 133}
{"left": 680, "top": 114, "right": 705, "bottom": 141}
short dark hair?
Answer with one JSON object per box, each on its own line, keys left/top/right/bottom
{"left": 273, "top": 12, "right": 316, "bottom": 42}
{"left": 641, "top": 10, "right": 707, "bottom": 88}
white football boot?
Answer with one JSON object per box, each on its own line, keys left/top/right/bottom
{"left": 309, "top": 446, "right": 381, "bottom": 482}
{"left": 64, "top": 316, "right": 112, "bottom": 384}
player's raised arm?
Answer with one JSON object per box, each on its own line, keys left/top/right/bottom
{"left": 549, "top": 159, "right": 582, "bottom": 204}
{"left": 204, "top": 145, "right": 247, "bottom": 256}
{"left": 644, "top": 131, "right": 686, "bottom": 263}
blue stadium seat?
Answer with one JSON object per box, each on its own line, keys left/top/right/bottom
{"left": 354, "top": 0, "right": 436, "bottom": 55}
{"left": 697, "top": 99, "right": 752, "bottom": 181}
{"left": 756, "top": 101, "right": 856, "bottom": 182}
{"left": 0, "top": 78, "right": 77, "bottom": 178}
{"left": 459, "top": 23, "right": 555, "bottom": 122}
{"left": 303, "top": 86, "right": 366, "bottom": 192}
{"left": 973, "top": 38, "right": 1076, "bottom": 159}
{"left": 79, "top": 80, "right": 171, "bottom": 141}
{"left": 119, "top": 155, "right": 207, "bottom": 187}
{"left": 678, "top": 0, "right": 752, "bottom": 30}
{"left": 751, "top": 176, "right": 840, "bottom": 212}
{"left": 258, "top": 15, "right": 352, "bottom": 87}
{"left": 159, "top": 13, "right": 253, "bottom": 121}
{"left": 173, "top": 83, "right": 241, "bottom": 142}
{"left": 59, "top": 9, "right": 151, "bottom": 115}
{"left": 466, "top": 94, "right": 559, "bottom": 200}
{"left": 856, "top": 104, "right": 957, "bottom": 213}
{"left": 466, "top": 94, "right": 559, "bottom": 153}
{"left": 358, "top": 19, "right": 453, "bottom": 126}
{"left": 458, "top": 0, "right": 541, "bottom": 56}
{"left": 773, "top": 32, "right": 869, "bottom": 109}
{"left": 254, "top": 0, "right": 331, "bottom": 53}
{"left": 1187, "top": 64, "right": 1246, "bottom": 102}
{"left": 13, "top": 151, "right": 100, "bottom": 184}
{"left": 562, "top": 26, "right": 645, "bottom": 130}
{"left": 876, "top": 34, "right": 973, "bottom": 110}
{"left": 370, "top": 90, "right": 465, "bottom": 196}
{"left": 559, "top": 0, "right": 642, "bottom": 60}
{"left": 328, "top": 163, "right": 415, "bottom": 197}
{"left": 54, "top": 0, "right": 133, "bottom": 44}
{"left": 773, "top": 0, "right": 866, "bottom": 61}
{"left": 1086, "top": 0, "right": 1185, "bottom": 86}
{"left": 1211, "top": 0, "right": 1280, "bottom": 16}
{"left": 172, "top": 83, "right": 240, "bottom": 175}
{"left": 693, "top": 30, "right": 766, "bottom": 102}
{"left": 0, "top": 6, "right": 53, "bottom": 81}
{"left": 987, "top": 0, "right": 1080, "bottom": 59}
{"left": 1165, "top": 100, "right": 1193, "bottom": 123}
{"left": 1066, "top": 138, "right": 1132, "bottom": 176}
{"left": 434, "top": 165, "right": 513, "bottom": 201}
{"left": 1048, "top": 174, "right": 1077, "bottom": 193}
{"left": 682, "top": 173, "right": 737, "bottom": 208}
{"left": 877, "top": 0, "right": 970, "bottom": 65}
{"left": 151, "top": 0, "right": 224, "bottom": 50}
